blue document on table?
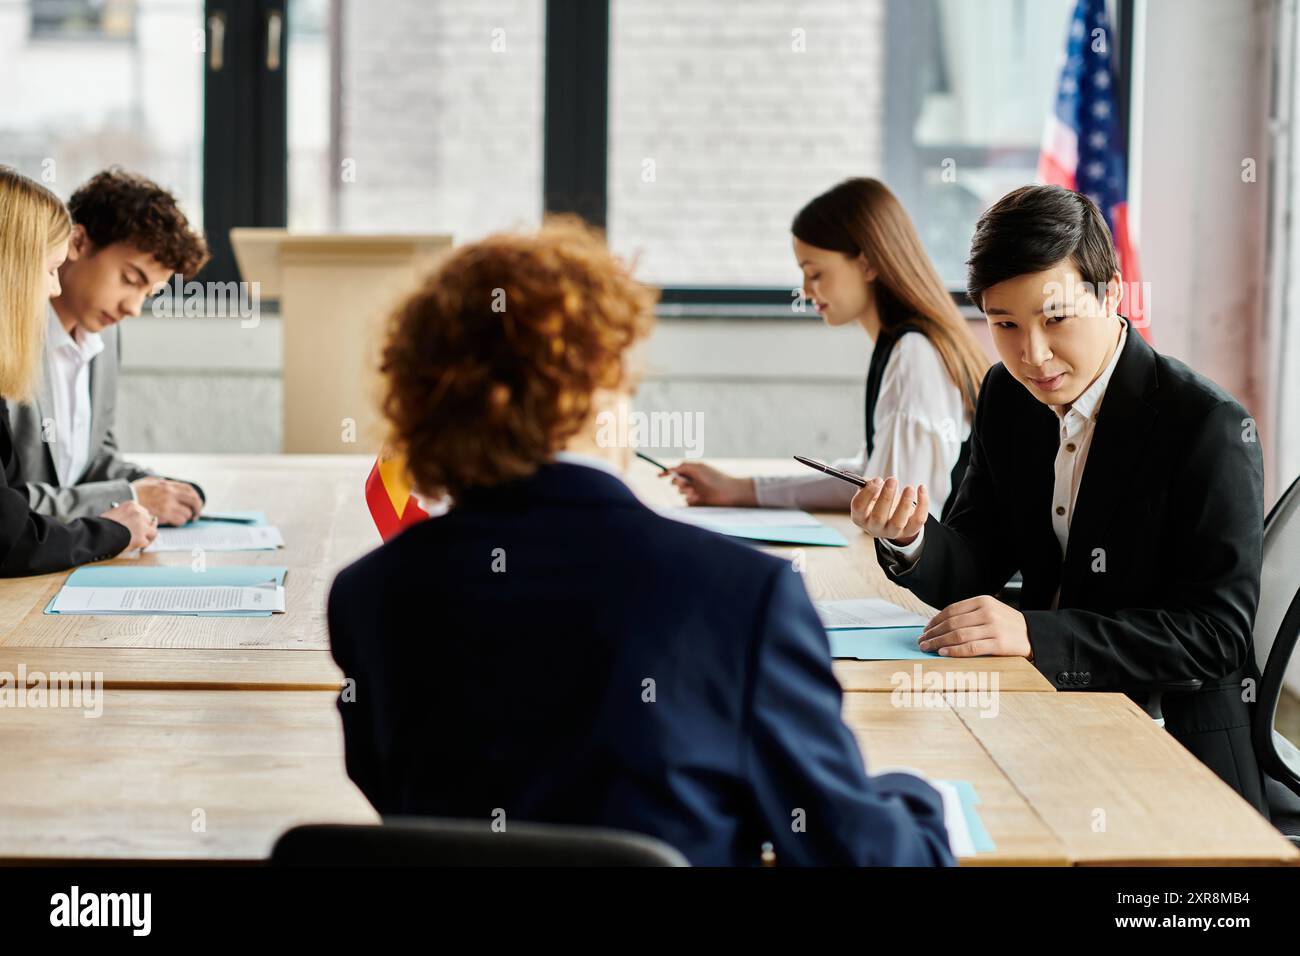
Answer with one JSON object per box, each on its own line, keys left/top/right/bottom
{"left": 829, "top": 626, "right": 935, "bottom": 660}
{"left": 660, "top": 506, "right": 848, "bottom": 547}
{"left": 44, "top": 566, "right": 288, "bottom": 617}
{"left": 714, "top": 524, "right": 848, "bottom": 547}
{"left": 941, "top": 780, "right": 996, "bottom": 854}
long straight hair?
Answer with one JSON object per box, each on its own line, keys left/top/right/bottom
{"left": 792, "top": 177, "right": 989, "bottom": 417}
{"left": 0, "top": 167, "right": 70, "bottom": 401}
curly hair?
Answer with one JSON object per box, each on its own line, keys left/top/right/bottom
{"left": 380, "top": 216, "right": 658, "bottom": 500}
{"left": 69, "top": 168, "right": 209, "bottom": 275}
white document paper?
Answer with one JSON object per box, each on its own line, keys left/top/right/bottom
{"left": 814, "top": 598, "right": 929, "bottom": 630}
{"left": 145, "top": 524, "right": 284, "bottom": 553}
{"left": 52, "top": 584, "right": 286, "bottom": 615}
{"left": 660, "top": 507, "right": 820, "bottom": 528}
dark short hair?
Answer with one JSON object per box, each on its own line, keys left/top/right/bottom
{"left": 966, "top": 185, "right": 1118, "bottom": 308}
{"left": 69, "top": 168, "right": 209, "bottom": 276}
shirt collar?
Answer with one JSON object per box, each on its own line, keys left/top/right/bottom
{"left": 553, "top": 449, "right": 627, "bottom": 481}
{"left": 47, "top": 304, "right": 105, "bottom": 361}
{"left": 1053, "top": 318, "right": 1128, "bottom": 424}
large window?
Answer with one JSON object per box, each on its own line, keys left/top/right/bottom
{"left": 286, "top": 0, "right": 544, "bottom": 237}
{"left": 608, "top": 0, "right": 887, "bottom": 288}
{"left": 0, "top": 0, "right": 203, "bottom": 225}
{"left": 886, "top": 0, "right": 1077, "bottom": 286}
{"left": 2, "top": 0, "right": 1129, "bottom": 304}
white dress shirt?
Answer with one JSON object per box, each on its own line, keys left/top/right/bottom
{"left": 881, "top": 318, "right": 1130, "bottom": 609}
{"left": 44, "top": 307, "right": 104, "bottom": 488}
{"left": 753, "top": 332, "right": 972, "bottom": 516}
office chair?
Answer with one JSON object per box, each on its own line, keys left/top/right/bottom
{"left": 1107, "top": 477, "right": 1300, "bottom": 730}
{"left": 270, "top": 818, "right": 690, "bottom": 866}
{"left": 1252, "top": 473, "right": 1300, "bottom": 845}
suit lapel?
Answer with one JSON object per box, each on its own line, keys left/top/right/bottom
{"left": 87, "top": 325, "right": 112, "bottom": 453}
{"left": 35, "top": 312, "right": 59, "bottom": 477}
{"left": 1062, "top": 326, "right": 1160, "bottom": 574}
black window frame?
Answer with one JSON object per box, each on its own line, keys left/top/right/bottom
{"left": 201, "top": 0, "right": 1134, "bottom": 315}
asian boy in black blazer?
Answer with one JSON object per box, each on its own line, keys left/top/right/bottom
{"left": 853, "top": 185, "right": 1267, "bottom": 813}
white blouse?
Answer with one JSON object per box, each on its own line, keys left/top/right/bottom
{"left": 753, "top": 332, "right": 973, "bottom": 516}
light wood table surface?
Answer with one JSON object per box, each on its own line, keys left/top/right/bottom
{"left": 0, "top": 455, "right": 374, "bottom": 689}
{"left": 8, "top": 688, "right": 1287, "bottom": 866}
{"left": 841, "top": 693, "right": 1068, "bottom": 865}
{"left": 0, "top": 684, "right": 1060, "bottom": 865}
{"left": 0, "top": 689, "right": 375, "bottom": 863}
{"left": 949, "top": 692, "right": 1300, "bottom": 866}
{"left": 1, "top": 455, "right": 1289, "bottom": 866}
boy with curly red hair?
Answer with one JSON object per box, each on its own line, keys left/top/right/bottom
{"left": 328, "top": 217, "right": 957, "bottom": 866}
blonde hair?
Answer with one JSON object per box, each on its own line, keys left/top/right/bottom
{"left": 0, "top": 167, "right": 71, "bottom": 400}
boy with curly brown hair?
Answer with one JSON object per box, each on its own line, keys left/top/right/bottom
{"left": 7, "top": 168, "right": 211, "bottom": 525}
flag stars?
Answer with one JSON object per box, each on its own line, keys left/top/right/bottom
{"left": 1091, "top": 100, "right": 1112, "bottom": 119}
{"left": 1089, "top": 130, "right": 1108, "bottom": 149}
{"left": 1094, "top": 70, "right": 1111, "bottom": 89}
{"left": 1085, "top": 160, "right": 1107, "bottom": 181}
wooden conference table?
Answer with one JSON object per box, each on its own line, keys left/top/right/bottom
{"left": 0, "top": 455, "right": 1292, "bottom": 866}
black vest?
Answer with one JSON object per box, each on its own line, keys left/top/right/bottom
{"left": 863, "top": 324, "right": 972, "bottom": 522}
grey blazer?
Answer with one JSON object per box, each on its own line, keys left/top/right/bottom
{"left": 6, "top": 322, "right": 202, "bottom": 519}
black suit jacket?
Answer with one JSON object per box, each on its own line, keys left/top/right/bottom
{"left": 329, "top": 462, "right": 954, "bottom": 866}
{"left": 877, "top": 325, "right": 1267, "bottom": 812}
{"left": 0, "top": 398, "right": 130, "bottom": 576}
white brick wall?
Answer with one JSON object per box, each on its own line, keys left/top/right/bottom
{"left": 608, "top": 0, "right": 886, "bottom": 285}
{"left": 330, "top": 0, "right": 545, "bottom": 237}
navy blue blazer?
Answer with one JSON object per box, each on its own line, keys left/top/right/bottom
{"left": 328, "top": 461, "right": 953, "bottom": 866}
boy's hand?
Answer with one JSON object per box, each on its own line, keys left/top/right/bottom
{"left": 850, "top": 476, "right": 928, "bottom": 545}
{"left": 918, "top": 595, "right": 1032, "bottom": 658}
{"left": 131, "top": 477, "right": 203, "bottom": 526}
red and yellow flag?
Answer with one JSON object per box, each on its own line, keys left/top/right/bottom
{"left": 365, "top": 453, "right": 430, "bottom": 541}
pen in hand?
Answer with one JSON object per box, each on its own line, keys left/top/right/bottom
{"left": 792, "top": 455, "right": 867, "bottom": 487}
{"left": 635, "top": 450, "right": 671, "bottom": 473}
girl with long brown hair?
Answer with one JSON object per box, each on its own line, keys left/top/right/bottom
{"left": 668, "top": 177, "right": 990, "bottom": 518}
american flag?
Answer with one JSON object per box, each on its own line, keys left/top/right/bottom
{"left": 1038, "top": 0, "right": 1148, "bottom": 339}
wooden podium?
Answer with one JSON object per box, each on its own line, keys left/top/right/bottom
{"left": 231, "top": 230, "right": 452, "bottom": 453}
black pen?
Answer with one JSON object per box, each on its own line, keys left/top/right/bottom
{"left": 792, "top": 455, "right": 867, "bottom": 487}
{"left": 635, "top": 450, "right": 671, "bottom": 473}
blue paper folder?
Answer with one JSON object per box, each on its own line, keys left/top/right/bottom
{"left": 944, "top": 779, "right": 996, "bottom": 853}
{"left": 45, "top": 566, "right": 288, "bottom": 617}
{"left": 714, "top": 523, "right": 849, "bottom": 547}
{"left": 828, "top": 626, "right": 936, "bottom": 660}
